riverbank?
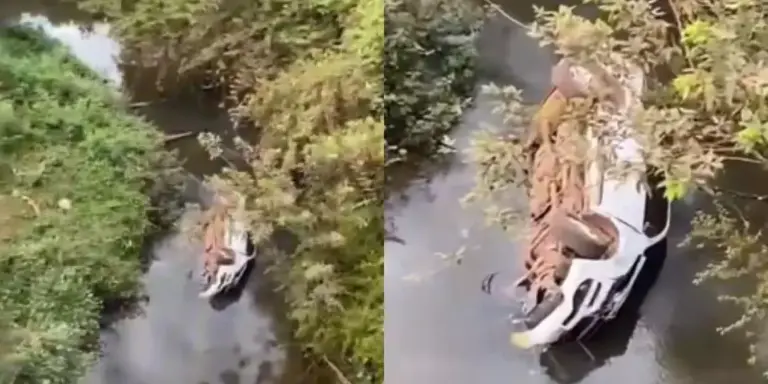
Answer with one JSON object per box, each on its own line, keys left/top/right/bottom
{"left": 0, "top": 25, "right": 180, "bottom": 383}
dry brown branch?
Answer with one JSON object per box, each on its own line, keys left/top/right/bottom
{"left": 666, "top": 0, "right": 695, "bottom": 68}
{"left": 710, "top": 186, "right": 768, "bottom": 202}
{"left": 163, "top": 131, "right": 196, "bottom": 143}
{"left": 322, "top": 355, "right": 353, "bottom": 384}
{"left": 17, "top": 195, "right": 40, "bottom": 216}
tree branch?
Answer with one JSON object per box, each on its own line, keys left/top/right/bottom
{"left": 163, "top": 131, "right": 196, "bottom": 143}
{"left": 711, "top": 185, "right": 768, "bottom": 202}
{"left": 667, "top": 0, "right": 695, "bottom": 69}
{"left": 322, "top": 355, "right": 353, "bottom": 384}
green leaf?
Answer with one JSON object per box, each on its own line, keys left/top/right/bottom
{"left": 682, "top": 20, "right": 713, "bottom": 47}
{"left": 662, "top": 178, "right": 688, "bottom": 201}
{"left": 672, "top": 73, "right": 699, "bottom": 100}
{"left": 736, "top": 125, "right": 764, "bottom": 150}
{"left": 736, "top": 111, "right": 768, "bottom": 151}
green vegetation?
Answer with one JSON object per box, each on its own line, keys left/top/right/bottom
{"left": 469, "top": 0, "right": 768, "bottom": 369}
{"left": 384, "top": 0, "right": 481, "bottom": 161}
{"left": 0, "top": 26, "right": 179, "bottom": 383}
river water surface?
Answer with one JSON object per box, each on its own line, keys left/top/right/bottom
{"left": 1, "top": 3, "right": 305, "bottom": 384}
{"left": 386, "top": 1, "right": 768, "bottom": 384}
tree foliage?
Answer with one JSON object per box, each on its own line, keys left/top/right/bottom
{"left": 384, "top": 0, "right": 482, "bottom": 161}
{"left": 0, "top": 26, "right": 180, "bottom": 383}
{"left": 468, "top": 0, "right": 768, "bottom": 366}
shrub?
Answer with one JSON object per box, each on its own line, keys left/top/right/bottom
{"left": 384, "top": 0, "right": 482, "bottom": 160}
{"left": 0, "top": 25, "right": 178, "bottom": 383}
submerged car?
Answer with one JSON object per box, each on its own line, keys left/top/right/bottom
{"left": 500, "top": 58, "right": 671, "bottom": 348}
{"left": 199, "top": 202, "right": 256, "bottom": 299}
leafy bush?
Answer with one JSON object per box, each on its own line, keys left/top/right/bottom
{"left": 384, "top": 0, "right": 482, "bottom": 160}
{"left": 468, "top": 0, "right": 768, "bottom": 367}
{"left": 0, "top": 26, "right": 178, "bottom": 383}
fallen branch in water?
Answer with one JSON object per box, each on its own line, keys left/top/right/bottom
{"left": 128, "top": 99, "right": 167, "bottom": 108}
{"left": 484, "top": 0, "right": 530, "bottom": 30}
{"left": 164, "top": 131, "right": 196, "bottom": 143}
{"left": 127, "top": 101, "right": 151, "bottom": 108}
{"left": 710, "top": 185, "right": 768, "bottom": 202}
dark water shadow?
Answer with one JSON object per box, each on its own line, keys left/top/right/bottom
{"left": 0, "top": 0, "right": 95, "bottom": 25}
{"left": 387, "top": 151, "right": 458, "bottom": 199}
{"left": 122, "top": 65, "right": 252, "bottom": 177}
{"left": 208, "top": 259, "right": 257, "bottom": 312}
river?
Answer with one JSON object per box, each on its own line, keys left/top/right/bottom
{"left": 1, "top": 3, "right": 306, "bottom": 384}
{"left": 385, "top": 1, "right": 768, "bottom": 384}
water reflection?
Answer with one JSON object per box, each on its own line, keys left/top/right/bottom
{"left": 18, "top": 14, "right": 121, "bottom": 86}
{"left": 88, "top": 228, "right": 288, "bottom": 384}
{"left": 15, "top": 10, "right": 232, "bottom": 176}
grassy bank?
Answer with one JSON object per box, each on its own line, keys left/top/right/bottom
{"left": 0, "top": 26, "right": 178, "bottom": 383}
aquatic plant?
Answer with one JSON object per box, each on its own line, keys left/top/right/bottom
{"left": 72, "top": 0, "right": 385, "bottom": 380}
{"left": 468, "top": 0, "right": 768, "bottom": 371}
{"left": 0, "top": 25, "right": 181, "bottom": 383}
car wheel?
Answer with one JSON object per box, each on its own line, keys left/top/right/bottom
{"left": 549, "top": 212, "right": 610, "bottom": 258}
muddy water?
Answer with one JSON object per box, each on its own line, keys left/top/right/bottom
{"left": 386, "top": 2, "right": 768, "bottom": 384}
{"left": 3, "top": 5, "right": 303, "bottom": 384}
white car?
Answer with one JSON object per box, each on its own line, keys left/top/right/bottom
{"left": 199, "top": 217, "right": 256, "bottom": 299}
{"left": 501, "top": 59, "right": 671, "bottom": 348}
